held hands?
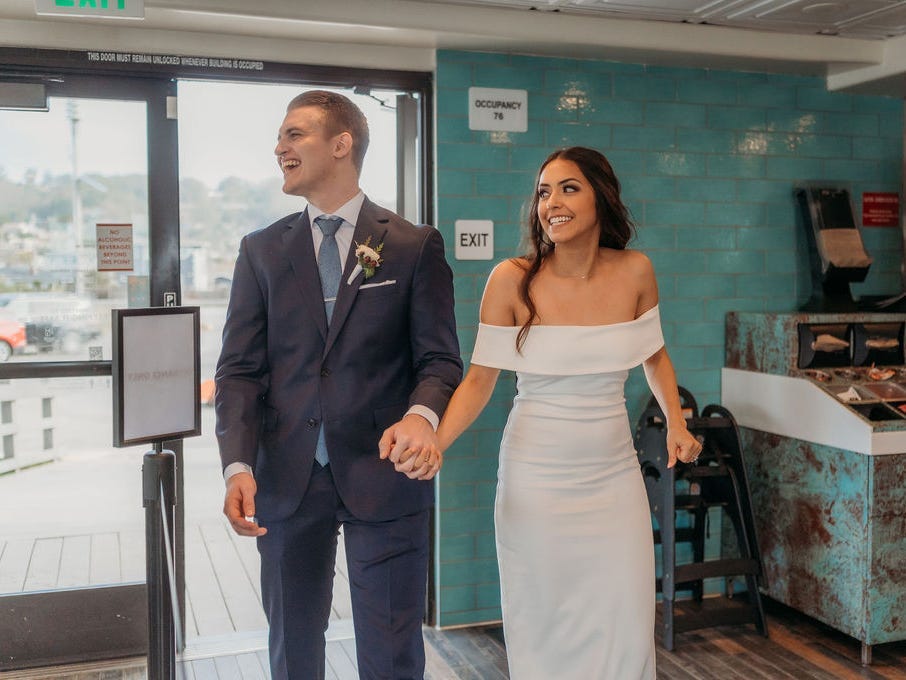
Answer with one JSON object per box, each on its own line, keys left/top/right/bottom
{"left": 667, "top": 424, "right": 704, "bottom": 468}
{"left": 223, "top": 471, "right": 267, "bottom": 537}
{"left": 378, "top": 413, "right": 443, "bottom": 481}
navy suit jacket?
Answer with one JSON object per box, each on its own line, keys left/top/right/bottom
{"left": 215, "top": 198, "right": 462, "bottom": 522}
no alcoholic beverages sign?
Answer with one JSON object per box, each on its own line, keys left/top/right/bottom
{"left": 97, "top": 223, "right": 134, "bottom": 271}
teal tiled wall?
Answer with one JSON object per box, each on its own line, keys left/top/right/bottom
{"left": 433, "top": 49, "right": 904, "bottom": 627}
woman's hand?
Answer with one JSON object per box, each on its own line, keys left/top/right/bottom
{"left": 667, "top": 424, "right": 703, "bottom": 468}
{"left": 379, "top": 414, "right": 443, "bottom": 480}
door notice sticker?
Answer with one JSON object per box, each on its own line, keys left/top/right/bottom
{"left": 97, "top": 223, "right": 134, "bottom": 271}
{"left": 468, "top": 87, "right": 528, "bottom": 132}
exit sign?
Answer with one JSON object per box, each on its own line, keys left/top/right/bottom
{"left": 455, "top": 220, "right": 494, "bottom": 260}
{"left": 35, "top": 0, "right": 144, "bottom": 19}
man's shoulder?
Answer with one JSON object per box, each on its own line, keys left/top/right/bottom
{"left": 359, "top": 199, "right": 416, "bottom": 229}
{"left": 362, "top": 199, "right": 434, "bottom": 233}
{"left": 245, "top": 212, "right": 303, "bottom": 242}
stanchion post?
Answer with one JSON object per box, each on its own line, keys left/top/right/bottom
{"left": 143, "top": 446, "right": 176, "bottom": 680}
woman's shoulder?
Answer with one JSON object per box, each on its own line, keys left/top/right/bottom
{"left": 481, "top": 258, "right": 528, "bottom": 325}
{"left": 495, "top": 256, "right": 530, "bottom": 276}
{"left": 604, "top": 248, "right": 655, "bottom": 282}
{"left": 604, "top": 247, "right": 652, "bottom": 269}
{"left": 486, "top": 257, "right": 529, "bottom": 289}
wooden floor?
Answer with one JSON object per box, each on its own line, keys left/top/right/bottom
{"left": 0, "top": 518, "right": 906, "bottom": 680}
{"left": 4, "top": 512, "right": 905, "bottom": 679}
{"left": 181, "top": 520, "right": 353, "bottom": 638}
{"left": 0, "top": 518, "right": 352, "bottom": 639}
{"left": 4, "top": 430, "right": 904, "bottom": 678}
{"left": 4, "top": 597, "right": 905, "bottom": 679}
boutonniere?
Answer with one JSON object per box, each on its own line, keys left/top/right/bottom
{"left": 351, "top": 236, "right": 384, "bottom": 281}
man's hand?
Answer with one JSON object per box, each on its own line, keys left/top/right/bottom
{"left": 223, "top": 471, "right": 267, "bottom": 537}
{"left": 378, "top": 413, "right": 443, "bottom": 480}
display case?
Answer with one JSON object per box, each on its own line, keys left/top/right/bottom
{"left": 722, "top": 311, "right": 906, "bottom": 664}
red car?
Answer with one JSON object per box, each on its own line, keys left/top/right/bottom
{"left": 0, "top": 316, "right": 26, "bottom": 362}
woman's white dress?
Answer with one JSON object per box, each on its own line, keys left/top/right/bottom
{"left": 471, "top": 305, "right": 663, "bottom": 680}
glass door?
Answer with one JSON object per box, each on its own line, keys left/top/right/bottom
{"left": 175, "top": 79, "right": 408, "bottom": 649}
{"left": 0, "top": 74, "right": 180, "bottom": 670}
{"left": 0, "top": 64, "right": 430, "bottom": 670}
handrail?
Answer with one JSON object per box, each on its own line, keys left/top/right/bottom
{"left": 0, "top": 360, "right": 112, "bottom": 380}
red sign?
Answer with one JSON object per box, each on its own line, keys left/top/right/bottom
{"left": 862, "top": 192, "right": 899, "bottom": 227}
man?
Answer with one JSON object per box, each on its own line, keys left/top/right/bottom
{"left": 215, "top": 90, "right": 462, "bottom": 680}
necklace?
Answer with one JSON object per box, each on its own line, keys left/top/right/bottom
{"left": 555, "top": 266, "right": 594, "bottom": 279}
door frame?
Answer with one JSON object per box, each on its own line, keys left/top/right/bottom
{"left": 0, "top": 47, "right": 434, "bottom": 670}
{"left": 0, "top": 47, "right": 434, "bottom": 223}
{"left": 0, "top": 71, "right": 179, "bottom": 670}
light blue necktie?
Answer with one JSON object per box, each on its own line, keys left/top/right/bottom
{"left": 316, "top": 215, "right": 343, "bottom": 322}
{"left": 314, "top": 215, "right": 344, "bottom": 466}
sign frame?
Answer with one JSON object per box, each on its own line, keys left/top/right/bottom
{"left": 112, "top": 306, "right": 201, "bottom": 447}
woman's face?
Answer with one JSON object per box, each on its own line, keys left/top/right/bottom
{"left": 536, "top": 158, "right": 599, "bottom": 245}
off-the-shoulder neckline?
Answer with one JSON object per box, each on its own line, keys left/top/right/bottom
{"left": 478, "top": 304, "right": 659, "bottom": 330}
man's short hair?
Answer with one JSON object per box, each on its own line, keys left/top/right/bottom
{"left": 287, "top": 90, "right": 370, "bottom": 172}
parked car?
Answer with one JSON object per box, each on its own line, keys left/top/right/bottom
{"left": 0, "top": 294, "right": 104, "bottom": 354}
{"left": 0, "top": 315, "right": 26, "bottom": 361}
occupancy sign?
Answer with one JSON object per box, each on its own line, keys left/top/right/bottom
{"left": 468, "top": 87, "right": 528, "bottom": 132}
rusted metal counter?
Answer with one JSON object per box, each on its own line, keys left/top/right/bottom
{"left": 722, "top": 311, "right": 906, "bottom": 665}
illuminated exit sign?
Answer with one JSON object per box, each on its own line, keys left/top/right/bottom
{"left": 35, "top": 0, "right": 144, "bottom": 19}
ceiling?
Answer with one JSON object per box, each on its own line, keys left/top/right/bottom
{"left": 1, "top": 0, "right": 906, "bottom": 95}
{"left": 418, "top": 0, "right": 906, "bottom": 41}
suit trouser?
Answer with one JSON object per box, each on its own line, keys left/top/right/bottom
{"left": 257, "top": 463, "right": 430, "bottom": 680}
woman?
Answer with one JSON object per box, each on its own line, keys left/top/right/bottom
{"left": 435, "top": 147, "right": 701, "bottom": 679}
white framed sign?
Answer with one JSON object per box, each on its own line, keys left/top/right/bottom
{"left": 112, "top": 306, "right": 201, "bottom": 447}
{"left": 468, "top": 87, "right": 528, "bottom": 132}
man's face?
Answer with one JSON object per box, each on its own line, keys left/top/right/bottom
{"left": 274, "top": 105, "right": 340, "bottom": 198}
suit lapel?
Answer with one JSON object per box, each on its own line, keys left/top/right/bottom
{"left": 324, "top": 199, "right": 390, "bottom": 356}
{"left": 283, "top": 209, "right": 328, "bottom": 342}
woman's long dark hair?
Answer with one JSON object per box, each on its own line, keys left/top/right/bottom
{"left": 515, "top": 146, "right": 635, "bottom": 351}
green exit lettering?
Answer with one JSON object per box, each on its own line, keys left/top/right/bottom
{"left": 55, "top": 0, "right": 127, "bottom": 8}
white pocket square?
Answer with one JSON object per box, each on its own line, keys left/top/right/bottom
{"left": 346, "top": 264, "right": 363, "bottom": 285}
{"left": 359, "top": 279, "right": 397, "bottom": 290}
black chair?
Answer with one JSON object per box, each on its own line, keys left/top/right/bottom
{"left": 634, "top": 388, "right": 768, "bottom": 650}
